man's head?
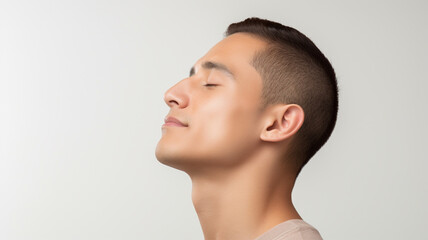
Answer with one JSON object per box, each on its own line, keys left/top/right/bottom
{"left": 155, "top": 17, "right": 338, "bottom": 176}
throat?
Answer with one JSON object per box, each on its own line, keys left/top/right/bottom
{"left": 189, "top": 164, "right": 299, "bottom": 240}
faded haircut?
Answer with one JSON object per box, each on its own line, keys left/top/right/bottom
{"left": 226, "top": 17, "right": 338, "bottom": 174}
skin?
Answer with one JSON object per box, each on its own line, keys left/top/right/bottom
{"left": 155, "top": 33, "right": 305, "bottom": 240}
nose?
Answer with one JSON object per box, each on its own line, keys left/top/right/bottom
{"left": 163, "top": 78, "right": 190, "bottom": 108}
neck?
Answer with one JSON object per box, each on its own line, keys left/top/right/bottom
{"left": 188, "top": 150, "right": 301, "bottom": 240}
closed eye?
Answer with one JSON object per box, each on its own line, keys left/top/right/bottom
{"left": 204, "top": 84, "right": 218, "bottom": 87}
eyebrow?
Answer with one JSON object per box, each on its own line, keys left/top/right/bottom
{"left": 189, "top": 61, "right": 235, "bottom": 79}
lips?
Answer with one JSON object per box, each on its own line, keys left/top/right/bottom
{"left": 163, "top": 116, "right": 188, "bottom": 127}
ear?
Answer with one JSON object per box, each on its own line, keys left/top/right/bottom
{"left": 260, "top": 104, "right": 305, "bottom": 142}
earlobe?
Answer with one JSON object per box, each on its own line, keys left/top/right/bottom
{"left": 260, "top": 104, "right": 305, "bottom": 142}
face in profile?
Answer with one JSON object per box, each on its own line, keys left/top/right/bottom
{"left": 155, "top": 33, "right": 269, "bottom": 173}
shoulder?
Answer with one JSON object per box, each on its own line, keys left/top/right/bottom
{"left": 254, "top": 219, "right": 323, "bottom": 240}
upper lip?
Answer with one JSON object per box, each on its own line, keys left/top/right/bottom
{"left": 164, "top": 116, "right": 188, "bottom": 127}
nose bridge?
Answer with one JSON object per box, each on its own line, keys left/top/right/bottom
{"left": 163, "top": 77, "right": 191, "bottom": 108}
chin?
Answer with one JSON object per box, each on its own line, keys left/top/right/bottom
{"left": 155, "top": 142, "right": 191, "bottom": 171}
{"left": 155, "top": 142, "right": 173, "bottom": 165}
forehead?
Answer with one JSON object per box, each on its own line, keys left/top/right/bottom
{"left": 195, "top": 33, "right": 268, "bottom": 76}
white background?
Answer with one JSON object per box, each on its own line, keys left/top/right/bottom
{"left": 1, "top": 0, "right": 427, "bottom": 239}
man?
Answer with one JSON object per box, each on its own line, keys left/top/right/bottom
{"left": 155, "top": 17, "right": 338, "bottom": 240}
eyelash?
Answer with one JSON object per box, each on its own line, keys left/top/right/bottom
{"left": 203, "top": 84, "right": 218, "bottom": 87}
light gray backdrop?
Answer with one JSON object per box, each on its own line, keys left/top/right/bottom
{"left": 1, "top": 0, "right": 427, "bottom": 239}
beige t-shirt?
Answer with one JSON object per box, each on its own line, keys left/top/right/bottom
{"left": 254, "top": 219, "right": 323, "bottom": 240}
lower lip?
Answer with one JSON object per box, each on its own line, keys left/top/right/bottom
{"left": 162, "top": 122, "right": 187, "bottom": 127}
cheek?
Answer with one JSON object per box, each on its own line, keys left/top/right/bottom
{"left": 221, "top": 91, "right": 262, "bottom": 155}
{"left": 190, "top": 96, "right": 260, "bottom": 161}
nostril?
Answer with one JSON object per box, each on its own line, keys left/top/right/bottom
{"left": 169, "top": 100, "right": 179, "bottom": 106}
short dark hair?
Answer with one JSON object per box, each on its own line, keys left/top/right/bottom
{"left": 226, "top": 17, "right": 338, "bottom": 174}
